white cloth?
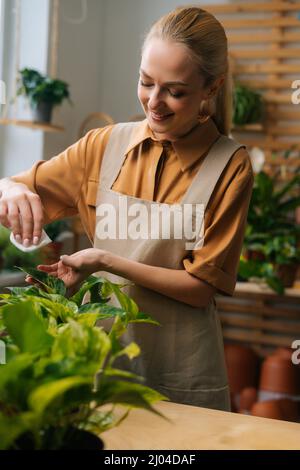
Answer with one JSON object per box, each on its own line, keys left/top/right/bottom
{"left": 10, "top": 229, "right": 52, "bottom": 252}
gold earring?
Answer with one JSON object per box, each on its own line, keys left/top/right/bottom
{"left": 198, "top": 100, "right": 211, "bottom": 124}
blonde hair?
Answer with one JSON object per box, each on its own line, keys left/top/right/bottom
{"left": 143, "top": 6, "right": 232, "bottom": 136}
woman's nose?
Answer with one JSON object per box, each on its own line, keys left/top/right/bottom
{"left": 148, "top": 87, "right": 164, "bottom": 110}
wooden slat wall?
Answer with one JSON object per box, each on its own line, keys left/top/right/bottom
{"left": 216, "top": 283, "right": 300, "bottom": 357}
{"left": 202, "top": 0, "right": 300, "bottom": 181}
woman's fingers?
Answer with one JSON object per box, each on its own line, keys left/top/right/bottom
{"left": 0, "top": 186, "right": 44, "bottom": 244}
{"left": 16, "top": 197, "right": 34, "bottom": 244}
{"left": 37, "top": 263, "right": 59, "bottom": 272}
{"left": 60, "top": 254, "right": 80, "bottom": 269}
{"left": 6, "top": 201, "right": 22, "bottom": 241}
{"left": 28, "top": 193, "right": 44, "bottom": 244}
{"left": 0, "top": 200, "right": 10, "bottom": 229}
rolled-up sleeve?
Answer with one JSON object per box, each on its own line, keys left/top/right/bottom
{"left": 183, "top": 148, "right": 254, "bottom": 296}
{"left": 10, "top": 129, "right": 103, "bottom": 228}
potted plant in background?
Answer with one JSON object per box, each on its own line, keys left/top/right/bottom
{"left": 239, "top": 168, "right": 300, "bottom": 293}
{"left": 233, "top": 84, "right": 264, "bottom": 126}
{"left": 17, "top": 68, "right": 71, "bottom": 123}
{"left": 0, "top": 269, "right": 167, "bottom": 449}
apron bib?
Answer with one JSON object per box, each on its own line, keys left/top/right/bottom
{"left": 92, "top": 122, "right": 243, "bottom": 410}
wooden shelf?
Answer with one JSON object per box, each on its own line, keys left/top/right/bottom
{"left": 233, "top": 123, "right": 264, "bottom": 133}
{"left": 0, "top": 119, "right": 64, "bottom": 132}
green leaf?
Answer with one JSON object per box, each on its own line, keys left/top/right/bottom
{"left": 266, "top": 276, "right": 284, "bottom": 295}
{"left": 114, "top": 341, "right": 141, "bottom": 361}
{"left": 51, "top": 320, "right": 111, "bottom": 370}
{"left": 70, "top": 276, "right": 105, "bottom": 306}
{"left": 2, "top": 301, "right": 54, "bottom": 354}
{"left": 0, "top": 412, "right": 35, "bottom": 450}
{"left": 78, "top": 303, "right": 127, "bottom": 320}
{"left": 17, "top": 267, "right": 66, "bottom": 296}
{"left": 93, "top": 379, "right": 169, "bottom": 417}
{"left": 28, "top": 376, "right": 93, "bottom": 414}
{"left": 0, "top": 353, "right": 35, "bottom": 390}
{"left": 103, "top": 279, "right": 139, "bottom": 319}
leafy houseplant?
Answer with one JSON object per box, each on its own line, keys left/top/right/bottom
{"left": 0, "top": 268, "right": 167, "bottom": 449}
{"left": 233, "top": 84, "right": 263, "bottom": 126}
{"left": 239, "top": 170, "right": 300, "bottom": 293}
{"left": 17, "top": 68, "right": 71, "bottom": 123}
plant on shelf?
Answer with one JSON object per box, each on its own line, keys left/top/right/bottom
{"left": 239, "top": 169, "right": 300, "bottom": 293}
{"left": 0, "top": 269, "right": 167, "bottom": 450}
{"left": 17, "top": 68, "right": 71, "bottom": 124}
{"left": 233, "top": 84, "right": 264, "bottom": 126}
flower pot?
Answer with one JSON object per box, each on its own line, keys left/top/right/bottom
{"left": 10, "top": 427, "right": 105, "bottom": 450}
{"left": 259, "top": 355, "right": 299, "bottom": 395}
{"left": 275, "top": 263, "right": 298, "bottom": 288}
{"left": 239, "top": 387, "right": 257, "bottom": 413}
{"left": 278, "top": 398, "right": 299, "bottom": 422}
{"left": 224, "top": 344, "right": 259, "bottom": 394}
{"left": 60, "top": 428, "right": 105, "bottom": 450}
{"left": 251, "top": 400, "right": 285, "bottom": 420}
{"left": 31, "top": 101, "right": 53, "bottom": 123}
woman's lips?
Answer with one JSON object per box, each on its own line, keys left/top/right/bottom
{"left": 149, "top": 111, "right": 174, "bottom": 121}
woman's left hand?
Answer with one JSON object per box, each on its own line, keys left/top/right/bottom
{"left": 25, "top": 248, "right": 110, "bottom": 296}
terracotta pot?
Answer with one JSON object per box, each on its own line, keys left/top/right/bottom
{"left": 275, "top": 263, "right": 298, "bottom": 288}
{"left": 278, "top": 398, "right": 299, "bottom": 422}
{"left": 239, "top": 387, "right": 257, "bottom": 413}
{"left": 224, "top": 343, "right": 259, "bottom": 394}
{"left": 259, "top": 355, "right": 299, "bottom": 395}
{"left": 251, "top": 400, "right": 285, "bottom": 420}
{"left": 273, "top": 347, "right": 294, "bottom": 361}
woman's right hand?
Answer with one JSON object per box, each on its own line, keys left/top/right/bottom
{"left": 0, "top": 180, "right": 44, "bottom": 246}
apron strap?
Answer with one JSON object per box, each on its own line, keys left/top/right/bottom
{"left": 99, "top": 122, "right": 140, "bottom": 191}
{"left": 182, "top": 135, "right": 245, "bottom": 209}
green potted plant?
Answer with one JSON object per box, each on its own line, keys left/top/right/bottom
{"left": 0, "top": 269, "right": 167, "bottom": 449}
{"left": 233, "top": 84, "right": 264, "bottom": 126}
{"left": 239, "top": 169, "right": 300, "bottom": 293}
{"left": 17, "top": 68, "right": 71, "bottom": 123}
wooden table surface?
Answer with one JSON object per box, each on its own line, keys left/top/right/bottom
{"left": 102, "top": 401, "right": 300, "bottom": 450}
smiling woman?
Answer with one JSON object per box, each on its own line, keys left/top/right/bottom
{"left": 0, "top": 6, "right": 254, "bottom": 412}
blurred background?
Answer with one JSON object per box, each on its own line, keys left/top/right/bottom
{"left": 0, "top": 0, "right": 300, "bottom": 423}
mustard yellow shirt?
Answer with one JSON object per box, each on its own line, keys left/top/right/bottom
{"left": 12, "top": 118, "right": 254, "bottom": 296}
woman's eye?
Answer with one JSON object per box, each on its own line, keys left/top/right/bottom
{"left": 169, "top": 90, "right": 184, "bottom": 98}
{"left": 140, "top": 80, "right": 153, "bottom": 87}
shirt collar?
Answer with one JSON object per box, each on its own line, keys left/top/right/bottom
{"left": 125, "top": 117, "right": 220, "bottom": 171}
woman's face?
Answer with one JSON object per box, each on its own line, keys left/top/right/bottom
{"left": 138, "top": 37, "right": 210, "bottom": 141}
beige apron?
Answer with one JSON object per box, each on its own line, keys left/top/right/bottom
{"left": 92, "top": 122, "right": 243, "bottom": 410}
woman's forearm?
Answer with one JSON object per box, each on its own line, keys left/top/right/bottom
{"left": 103, "top": 251, "right": 216, "bottom": 308}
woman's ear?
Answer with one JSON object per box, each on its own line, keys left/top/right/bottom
{"left": 206, "top": 76, "right": 225, "bottom": 99}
